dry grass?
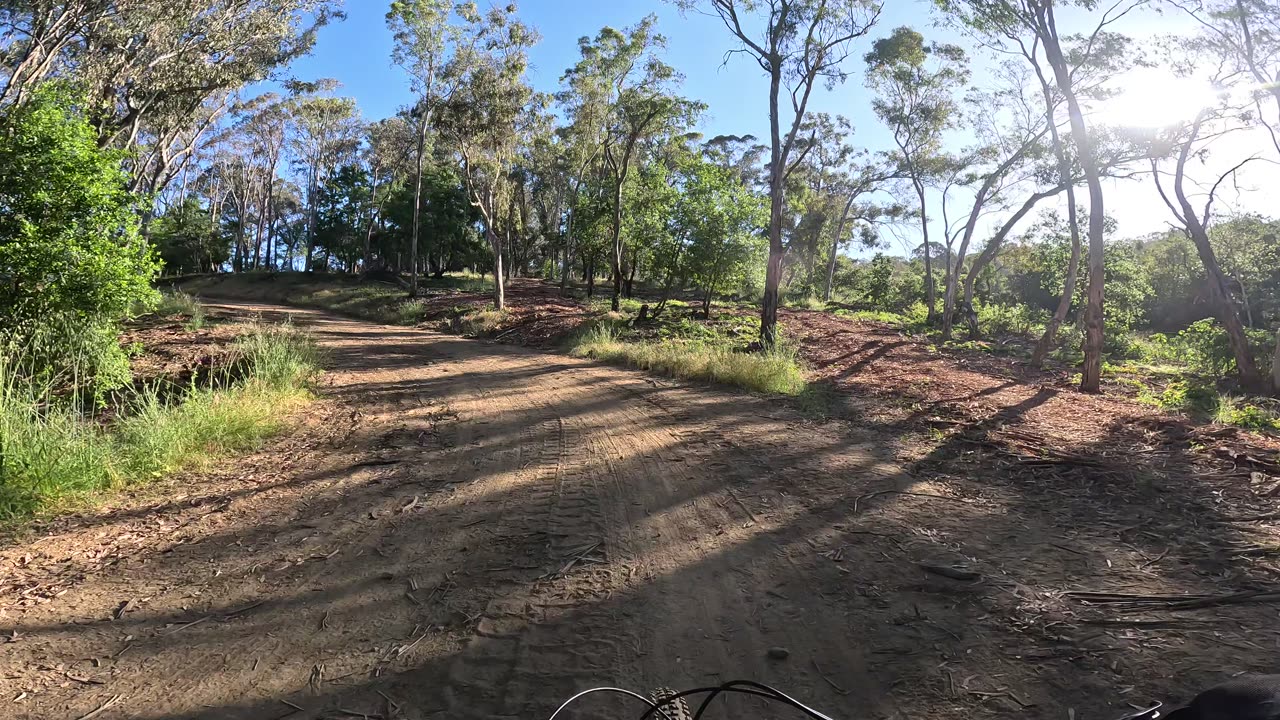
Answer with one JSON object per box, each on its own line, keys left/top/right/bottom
{"left": 569, "top": 324, "right": 806, "bottom": 395}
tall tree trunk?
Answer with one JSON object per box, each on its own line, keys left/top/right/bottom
{"left": 962, "top": 187, "right": 1064, "bottom": 338}
{"left": 626, "top": 246, "right": 638, "bottom": 298}
{"left": 761, "top": 64, "right": 785, "bottom": 348}
{"left": 410, "top": 115, "right": 428, "bottom": 297}
{"left": 610, "top": 177, "right": 624, "bottom": 311}
{"left": 1272, "top": 331, "right": 1280, "bottom": 394}
{"left": 1236, "top": 270, "right": 1253, "bottom": 327}
{"left": 1041, "top": 5, "right": 1106, "bottom": 393}
{"left": 916, "top": 178, "right": 935, "bottom": 323}
{"left": 363, "top": 166, "right": 380, "bottom": 275}
{"left": 488, "top": 225, "right": 505, "bottom": 311}
{"left": 561, "top": 179, "right": 581, "bottom": 294}
{"left": 1031, "top": 58, "right": 1082, "bottom": 369}
{"left": 825, "top": 196, "right": 856, "bottom": 302}
{"left": 1031, "top": 187, "right": 1081, "bottom": 368}
{"left": 1170, "top": 118, "right": 1265, "bottom": 392}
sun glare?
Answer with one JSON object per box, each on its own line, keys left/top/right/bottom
{"left": 1093, "top": 69, "right": 1221, "bottom": 129}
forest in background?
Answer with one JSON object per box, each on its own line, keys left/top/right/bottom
{"left": 5, "top": 0, "right": 1280, "bottom": 514}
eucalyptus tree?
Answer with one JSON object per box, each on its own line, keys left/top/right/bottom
{"left": 1170, "top": 0, "right": 1280, "bottom": 156}
{"left": 433, "top": 2, "right": 538, "bottom": 310}
{"left": 361, "top": 116, "right": 416, "bottom": 273}
{"left": 562, "top": 16, "right": 702, "bottom": 310}
{"left": 387, "top": 0, "right": 479, "bottom": 294}
{"left": 786, "top": 113, "right": 855, "bottom": 295}
{"left": 675, "top": 156, "right": 769, "bottom": 317}
{"left": 865, "top": 26, "right": 969, "bottom": 323}
{"left": 1, "top": 0, "right": 342, "bottom": 201}
{"left": 1146, "top": 82, "right": 1270, "bottom": 391}
{"left": 702, "top": 134, "right": 769, "bottom": 187}
{"left": 288, "top": 86, "right": 362, "bottom": 272}
{"left": 823, "top": 161, "right": 903, "bottom": 302}
{"left": 935, "top": 0, "right": 1149, "bottom": 391}
{"left": 232, "top": 94, "right": 292, "bottom": 270}
{"left": 677, "top": 0, "right": 884, "bottom": 346}
{"left": 939, "top": 62, "right": 1050, "bottom": 339}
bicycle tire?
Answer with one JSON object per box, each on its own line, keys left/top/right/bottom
{"left": 651, "top": 686, "right": 694, "bottom": 720}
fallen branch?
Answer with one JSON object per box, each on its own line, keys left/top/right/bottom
{"left": 854, "top": 490, "right": 973, "bottom": 514}
{"left": 1066, "top": 588, "right": 1280, "bottom": 611}
{"left": 76, "top": 695, "right": 123, "bottom": 720}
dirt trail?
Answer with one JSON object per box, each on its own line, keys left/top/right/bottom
{"left": 2, "top": 302, "right": 1275, "bottom": 720}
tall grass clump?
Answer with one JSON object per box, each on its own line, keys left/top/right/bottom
{"left": 0, "top": 324, "right": 319, "bottom": 522}
{"left": 569, "top": 324, "right": 806, "bottom": 395}
{"left": 452, "top": 307, "right": 509, "bottom": 336}
{"left": 155, "top": 290, "right": 206, "bottom": 330}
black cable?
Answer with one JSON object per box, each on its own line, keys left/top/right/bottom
{"left": 637, "top": 686, "right": 781, "bottom": 720}
{"left": 636, "top": 681, "right": 838, "bottom": 720}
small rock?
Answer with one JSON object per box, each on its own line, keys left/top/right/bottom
{"left": 767, "top": 646, "right": 790, "bottom": 660}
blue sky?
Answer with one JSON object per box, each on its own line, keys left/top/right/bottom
{"left": 285, "top": 1, "right": 1280, "bottom": 256}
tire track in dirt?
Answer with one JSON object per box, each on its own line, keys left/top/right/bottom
{"left": 7, "top": 299, "right": 1173, "bottom": 720}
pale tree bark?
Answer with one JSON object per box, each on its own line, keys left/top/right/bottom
{"left": 409, "top": 111, "right": 429, "bottom": 296}
{"left": 1030, "top": 187, "right": 1081, "bottom": 367}
{"left": 1155, "top": 115, "right": 1266, "bottom": 393}
{"left": 940, "top": 128, "right": 1047, "bottom": 339}
{"left": 1039, "top": 4, "right": 1107, "bottom": 393}
{"left": 961, "top": 185, "right": 1066, "bottom": 338}
{"left": 913, "top": 175, "right": 936, "bottom": 322}
{"left": 1272, "top": 332, "right": 1280, "bottom": 392}
{"left": 699, "top": 0, "right": 881, "bottom": 347}
{"left": 1030, "top": 61, "right": 1082, "bottom": 368}
{"left": 824, "top": 196, "right": 856, "bottom": 301}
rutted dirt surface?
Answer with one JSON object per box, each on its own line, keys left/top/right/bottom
{"left": 2, "top": 301, "right": 1278, "bottom": 720}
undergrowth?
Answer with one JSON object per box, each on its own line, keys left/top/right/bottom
{"left": 0, "top": 322, "right": 320, "bottom": 521}
{"left": 155, "top": 289, "right": 206, "bottom": 330}
{"left": 568, "top": 323, "right": 806, "bottom": 395}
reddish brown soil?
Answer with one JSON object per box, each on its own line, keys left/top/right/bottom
{"left": 119, "top": 316, "right": 246, "bottom": 389}
{"left": 2, "top": 292, "right": 1278, "bottom": 720}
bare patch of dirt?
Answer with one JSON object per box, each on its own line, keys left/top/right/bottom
{"left": 4, "top": 297, "right": 1278, "bottom": 720}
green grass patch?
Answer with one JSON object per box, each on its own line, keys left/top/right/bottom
{"left": 154, "top": 289, "right": 206, "bottom": 330}
{"left": 0, "top": 322, "right": 320, "bottom": 522}
{"left": 787, "top": 295, "right": 829, "bottom": 312}
{"left": 451, "top": 307, "right": 510, "bottom": 337}
{"left": 568, "top": 323, "right": 806, "bottom": 395}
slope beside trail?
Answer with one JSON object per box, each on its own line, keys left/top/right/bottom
{"left": 2, "top": 301, "right": 1276, "bottom": 720}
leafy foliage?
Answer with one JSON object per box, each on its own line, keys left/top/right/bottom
{"left": 0, "top": 86, "right": 160, "bottom": 391}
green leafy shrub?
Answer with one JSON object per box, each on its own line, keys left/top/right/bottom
{"left": 1175, "top": 319, "right": 1272, "bottom": 376}
{"left": 1215, "top": 399, "right": 1280, "bottom": 432}
{"left": 0, "top": 85, "right": 160, "bottom": 391}
{"left": 976, "top": 302, "right": 1047, "bottom": 336}
{"left": 1157, "top": 379, "right": 1220, "bottom": 415}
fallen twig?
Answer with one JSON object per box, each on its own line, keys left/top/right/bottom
{"left": 854, "top": 490, "right": 972, "bottom": 514}
{"left": 811, "top": 659, "right": 850, "bottom": 696}
{"left": 1223, "top": 512, "right": 1280, "bottom": 523}
{"left": 1066, "top": 588, "right": 1280, "bottom": 611}
{"left": 76, "top": 695, "right": 123, "bottom": 720}
{"left": 164, "top": 616, "right": 210, "bottom": 635}
{"left": 920, "top": 564, "right": 981, "bottom": 582}
{"left": 1080, "top": 618, "right": 1228, "bottom": 628}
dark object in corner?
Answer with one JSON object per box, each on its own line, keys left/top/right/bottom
{"left": 1163, "top": 675, "right": 1280, "bottom": 720}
